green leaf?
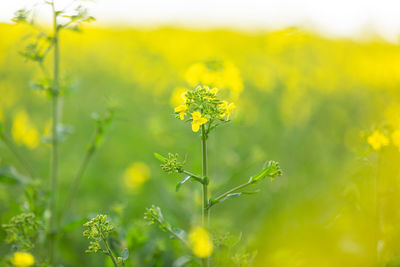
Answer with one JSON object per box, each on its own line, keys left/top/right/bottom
{"left": 0, "top": 166, "right": 26, "bottom": 185}
{"left": 154, "top": 153, "right": 167, "bottom": 163}
{"left": 121, "top": 248, "right": 129, "bottom": 261}
{"left": 175, "top": 175, "right": 194, "bottom": 192}
{"left": 249, "top": 160, "right": 282, "bottom": 183}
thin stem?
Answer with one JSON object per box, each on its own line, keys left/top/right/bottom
{"left": 0, "top": 132, "right": 36, "bottom": 178}
{"left": 99, "top": 229, "right": 119, "bottom": 267}
{"left": 201, "top": 125, "right": 210, "bottom": 267}
{"left": 49, "top": 1, "right": 60, "bottom": 263}
{"left": 183, "top": 170, "right": 201, "bottom": 180}
{"left": 208, "top": 180, "right": 255, "bottom": 209}
{"left": 201, "top": 125, "right": 209, "bottom": 226}
{"left": 58, "top": 129, "right": 99, "bottom": 224}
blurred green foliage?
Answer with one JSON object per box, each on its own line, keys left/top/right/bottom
{"left": 1, "top": 22, "right": 400, "bottom": 266}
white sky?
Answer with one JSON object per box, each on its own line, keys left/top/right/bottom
{"left": 1, "top": 0, "right": 400, "bottom": 42}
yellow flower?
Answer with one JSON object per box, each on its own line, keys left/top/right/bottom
{"left": 191, "top": 112, "right": 208, "bottom": 132}
{"left": 11, "top": 252, "right": 35, "bottom": 267}
{"left": 0, "top": 107, "right": 3, "bottom": 122}
{"left": 209, "top": 88, "right": 218, "bottom": 95}
{"left": 123, "top": 162, "right": 151, "bottom": 191}
{"left": 170, "top": 87, "right": 187, "bottom": 107}
{"left": 219, "top": 101, "right": 236, "bottom": 119}
{"left": 367, "top": 130, "right": 389, "bottom": 150}
{"left": 12, "top": 110, "right": 40, "bottom": 149}
{"left": 189, "top": 226, "right": 213, "bottom": 258}
{"left": 392, "top": 129, "right": 400, "bottom": 151}
{"left": 174, "top": 104, "right": 188, "bottom": 120}
{"left": 185, "top": 63, "right": 207, "bottom": 86}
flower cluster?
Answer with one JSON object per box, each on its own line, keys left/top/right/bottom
{"left": 366, "top": 129, "right": 400, "bottom": 151}
{"left": 2, "top": 213, "right": 40, "bottom": 251}
{"left": 83, "top": 215, "right": 115, "bottom": 253}
{"left": 174, "top": 85, "right": 236, "bottom": 133}
{"left": 154, "top": 153, "right": 186, "bottom": 174}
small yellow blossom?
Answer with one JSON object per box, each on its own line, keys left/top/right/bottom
{"left": 210, "top": 88, "right": 218, "bottom": 95}
{"left": 220, "top": 101, "right": 236, "bottom": 119}
{"left": 191, "top": 112, "right": 208, "bottom": 132}
{"left": 189, "top": 226, "right": 213, "bottom": 258}
{"left": 174, "top": 104, "right": 188, "bottom": 120}
{"left": 11, "top": 252, "right": 35, "bottom": 267}
{"left": 367, "top": 130, "right": 389, "bottom": 150}
{"left": 12, "top": 110, "right": 40, "bottom": 149}
{"left": 123, "top": 162, "right": 151, "bottom": 191}
{"left": 170, "top": 87, "right": 188, "bottom": 107}
{"left": 392, "top": 129, "right": 400, "bottom": 151}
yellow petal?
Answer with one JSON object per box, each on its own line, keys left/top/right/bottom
{"left": 192, "top": 122, "right": 200, "bottom": 132}
{"left": 198, "top": 117, "right": 208, "bottom": 125}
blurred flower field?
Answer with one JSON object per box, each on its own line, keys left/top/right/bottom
{"left": 1, "top": 18, "right": 400, "bottom": 266}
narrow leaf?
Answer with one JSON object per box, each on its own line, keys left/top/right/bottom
{"left": 121, "top": 248, "right": 129, "bottom": 261}
{"left": 176, "top": 175, "right": 192, "bottom": 192}
{"left": 154, "top": 152, "right": 167, "bottom": 163}
{"left": 0, "top": 166, "right": 26, "bottom": 184}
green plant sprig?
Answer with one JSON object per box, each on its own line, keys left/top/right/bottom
{"left": 154, "top": 153, "right": 205, "bottom": 191}
{"left": 58, "top": 109, "right": 115, "bottom": 224}
{"left": 83, "top": 215, "right": 127, "bottom": 267}
{"left": 144, "top": 205, "right": 190, "bottom": 248}
{"left": 208, "top": 161, "right": 282, "bottom": 209}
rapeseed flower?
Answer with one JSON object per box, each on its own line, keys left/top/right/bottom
{"left": 189, "top": 226, "right": 213, "bottom": 258}
{"left": 12, "top": 110, "right": 39, "bottom": 149}
{"left": 123, "top": 162, "right": 151, "bottom": 191}
{"left": 219, "top": 101, "right": 236, "bottom": 120}
{"left": 367, "top": 130, "right": 389, "bottom": 150}
{"left": 11, "top": 252, "right": 35, "bottom": 267}
{"left": 174, "top": 104, "right": 187, "bottom": 120}
{"left": 191, "top": 112, "right": 208, "bottom": 132}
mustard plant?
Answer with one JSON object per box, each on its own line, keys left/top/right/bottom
{"left": 83, "top": 215, "right": 129, "bottom": 267}
{"left": 1, "top": 1, "right": 114, "bottom": 265}
{"left": 148, "top": 85, "right": 282, "bottom": 266}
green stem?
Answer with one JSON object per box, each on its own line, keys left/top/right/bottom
{"left": 49, "top": 1, "right": 60, "bottom": 263}
{"left": 208, "top": 180, "right": 255, "bottom": 209}
{"left": 58, "top": 133, "right": 98, "bottom": 224}
{"left": 182, "top": 170, "right": 201, "bottom": 180}
{"left": 201, "top": 125, "right": 210, "bottom": 267}
{"left": 0, "top": 131, "right": 36, "bottom": 178}
{"left": 99, "top": 230, "right": 119, "bottom": 267}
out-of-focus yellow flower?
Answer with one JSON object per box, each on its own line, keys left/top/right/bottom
{"left": 123, "top": 162, "right": 151, "bottom": 191}
{"left": 219, "top": 101, "right": 236, "bottom": 119}
{"left": 174, "top": 104, "right": 187, "bottom": 120}
{"left": 184, "top": 61, "right": 243, "bottom": 101}
{"left": 391, "top": 129, "right": 400, "bottom": 151}
{"left": 189, "top": 226, "right": 213, "bottom": 258}
{"left": 0, "top": 106, "right": 3, "bottom": 122}
{"left": 12, "top": 110, "right": 39, "bottom": 149}
{"left": 367, "top": 130, "right": 389, "bottom": 150}
{"left": 191, "top": 112, "right": 207, "bottom": 132}
{"left": 170, "top": 87, "right": 187, "bottom": 107}
{"left": 11, "top": 252, "right": 35, "bottom": 267}
{"left": 209, "top": 87, "right": 218, "bottom": 94}
{"left": 185, "top": 63, "right": 207, "bottom": 86}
